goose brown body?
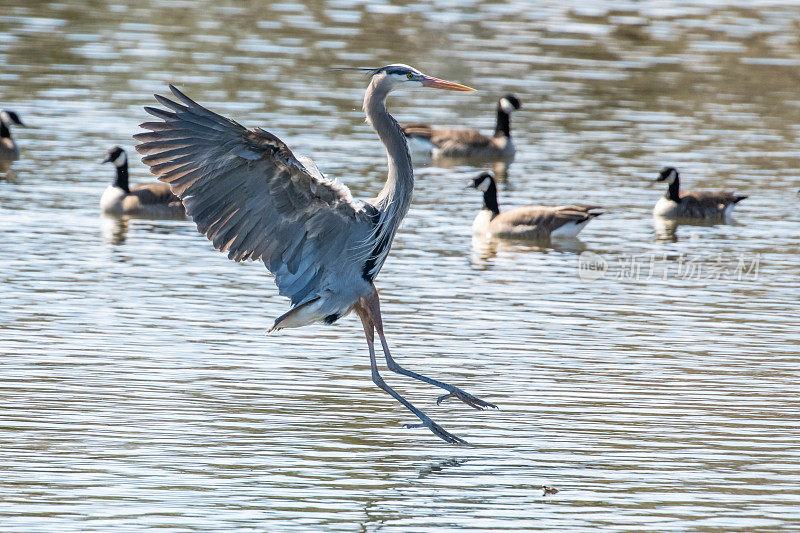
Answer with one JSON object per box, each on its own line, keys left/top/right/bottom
{"left": 653, "top": 167, "right": 747, "bottom": 220}
{"left": 100, "top": 146, "right": 185, "bottom": 217}
{"left": 470, "top": 172, "right": 602, "bottom": 239}
{"left": 0, "top": 110, "right": 24, "bottom": 161}
{"left": 477, "top": 204, "right": 603, "bottom": 239}
{"left": 402, "top": 94, "right": 520, "bottom": 161}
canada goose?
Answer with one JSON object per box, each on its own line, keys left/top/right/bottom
{"left": 0, "top": 110, "right": 25, "bottom": 161}
{"left": 402, "top": 94, "right": 521, "bottom": 161}
{"left": 653, "top": 167, "right": 747, "bottom": 219}
{"left": 100, "top": 146, "right": 185, "bottom": 217}
{"left": 468, "top": 172, "right": 602, "bottom": 239}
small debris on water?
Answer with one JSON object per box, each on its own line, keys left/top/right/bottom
{"left": 542, "top": 485, "right": 559, "bottom": 496}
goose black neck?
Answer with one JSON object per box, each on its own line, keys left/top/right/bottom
{"left": 0, "top": 121, "right": 10, "bottom": 139}
{"left": 665, "top": 176, "right": 680, "bottom": 202}
{"left": 114, "top": 163, "right": 130, "bottom": 193}
{"left": 483, "top": 180, "right": 500, "bottom": 215}
{"left": 493, "top": 105, "right": 511, "bottom": 138}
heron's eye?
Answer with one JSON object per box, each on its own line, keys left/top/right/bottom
{"left": 407, "top": 73, "right": 413, "bottom": 79}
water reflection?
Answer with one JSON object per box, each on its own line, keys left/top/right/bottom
{"left": 427, "top": 155, "right": 512, "bottom": 181}
{"left": 471, "top": 233, "right": 588, "bottom": 263}
{"left": 417, "top": 457, "right": 470, "bottom": 479}
{"left": 99, "top": 214, "right": 129, "bottom": 245}
{"left": 653, "top": 214, "right": 747, "bottom": 243}
{"left": 0, "top": 160, "right": 15, "bottom": 175}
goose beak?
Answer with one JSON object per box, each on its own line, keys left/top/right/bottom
{"left": 101, "top": 154, "right": 113, "bottom": 164}
{"left": 421, "top": 76, "right": 475, "bottom": 91}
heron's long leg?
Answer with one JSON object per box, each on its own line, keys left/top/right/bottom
{"left": 363, "top": 289, "right": 497, "bottom": 411}
{"left": 356, "top": 304, "right": 467, "bottom": 445}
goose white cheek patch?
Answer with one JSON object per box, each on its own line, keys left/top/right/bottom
{"left": 114, "top": 151, "right": 127, "bottom": 167}
{"left": 499, "top": 98, "right": 515, "bottom": 114}
{"left": 666, "top": 170, "right": 677, "bottom": 184}
{"left": 477, "top": 178, "right": 491, "bottom": 192}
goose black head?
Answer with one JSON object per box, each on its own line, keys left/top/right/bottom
{"left": 0, "top": 110, "right": 24, "bottom": 127}
{"left": 498, "top": 94, "right": 521, "bottom": 114}
{"left": 655, "top": 166, "right": 679, "bottom": 184}
{"left": 468, "top": 171, "right": 495, "bottom": 192}
{"left": 102, "top": 146, "right": 128, "bottom": 167}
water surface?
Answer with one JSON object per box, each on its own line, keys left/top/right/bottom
{"left": 2, "top": 1, "right": 799, "bottom": 531}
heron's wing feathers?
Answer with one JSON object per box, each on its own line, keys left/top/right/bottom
{"left": 134, "top": 85, "right": 371, "bottom": 306}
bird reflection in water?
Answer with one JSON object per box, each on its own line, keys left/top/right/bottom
{"left": 425, "top": 155, "right": 512, "bottom": 182}
{"left": 100, "top": 214, "right": 130, "bottom": 245}
{"left": 653, "top": 215, "right": 740, "bottom": 243}
{"left": 471, "top": 233, "right": 588, "bottom": 264}
{"left": 417, "top": 457, "right": 470, "bottom": 479}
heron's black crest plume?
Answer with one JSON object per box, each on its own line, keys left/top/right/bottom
{"left": 330, "top": 67, "right": 380, "bottom": 77}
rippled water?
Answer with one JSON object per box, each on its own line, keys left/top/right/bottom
{"left": 2, "top": 1, "right": 800, "bottom": 531}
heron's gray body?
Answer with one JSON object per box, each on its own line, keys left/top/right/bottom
{"left": 134, "top": 66, "right": 494, "bottom": 445}
{"left": 134, "top": 75, "right": 412, "bottom": 331}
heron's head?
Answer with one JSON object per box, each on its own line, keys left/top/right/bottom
{"left": 498, "top": 94, "right": 521, "bottom": 114}
{"left": 655, "top": 166, "right": 679, "bottom": 184}
{"left": 102, "top": 146, "right": 128, "bottom": 167}
{"left": 0, "top": 110, "right": 24, "bottom": 127}
{"left": 468, "top": 171, "right": 495, "bottom": 192}
{"left": 337, "top": 64, "right": 475, "bottom": 93}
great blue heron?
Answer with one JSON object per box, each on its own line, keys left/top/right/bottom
{"left": 0, "top": 110, "right": 25, "bottom": 161}
{"left": 402, "top": 94, "right": 521, "bottom": 161}
{"left": 468, "top": 171, "right": 603, "bottom": 239}
{"left": 653, "top": 167, "right": 747, "bottom": 219}
{"left": 134, "top": 64, "right": 496, "bottom": 444}
{"left": 100, "top": 146, "right": 185, "bottom": 217}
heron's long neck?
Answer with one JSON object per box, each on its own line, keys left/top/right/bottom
{"left": 360, "top": 78, "right": 415, "bottom": 281}
{"left": 364, "top": 81, "right": 414, "bottom": 220}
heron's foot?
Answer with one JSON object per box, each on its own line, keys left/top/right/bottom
{"left": 436, "top": 389, "right": 498, "bottom": 410}
{"left": 403, "top": 420, "right": 468, "bottom": 445}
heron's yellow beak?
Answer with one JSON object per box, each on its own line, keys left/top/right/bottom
{"left": 421, "top": 76, "right": 475, "bottom": 91}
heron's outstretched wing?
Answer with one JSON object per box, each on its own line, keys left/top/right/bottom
{"left": 134, "top": 85, "right": 373, "bottom": 306}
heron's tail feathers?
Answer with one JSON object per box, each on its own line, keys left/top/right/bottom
{"left": 267, "top": 297, "right": 323, "bottom": 334}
